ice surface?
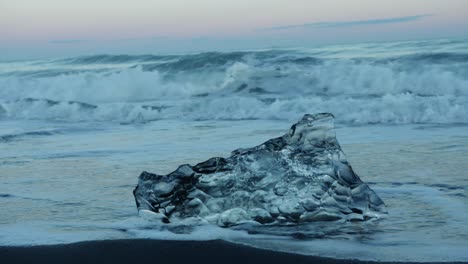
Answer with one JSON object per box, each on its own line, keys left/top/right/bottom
{"left": 133, "top": 113, "right": 386, "bottom": 226}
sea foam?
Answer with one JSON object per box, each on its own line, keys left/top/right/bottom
{"left": 1, "top": 40, "right": 467, "bottom": 124}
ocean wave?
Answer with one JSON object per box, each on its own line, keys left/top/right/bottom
{"left": 1, "top": 40, "right": 467, "bottom": 124}
{"left": 0, "top": 93, "right": 466, "bottom": 124}
{"left": 0, "top": 129, "right": 58, "bottom": 142}
{"left": 374, "top": 52, "right": 468, "bottom": 64}
{"left": 59, "top": 54, "right": 174, "bottom": 64}
{"left": 2, "top": 50, "right": 467, "bottom": 78}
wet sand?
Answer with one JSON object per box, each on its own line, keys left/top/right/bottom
{"left": 1, "top": 239, "right": 467, "bottom": 264}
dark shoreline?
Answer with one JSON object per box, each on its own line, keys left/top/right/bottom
{"left": 0, "top": 239, "right": 466, "bottom": 264}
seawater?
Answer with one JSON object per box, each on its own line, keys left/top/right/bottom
{"left": 1, "top": 38, "right": 467, "bottom": 124}
{"left": 0, "top": 38, "right": 467, "bottom": 261}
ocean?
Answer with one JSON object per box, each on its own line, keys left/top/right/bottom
{"left": 0, "top": 38, "right": 467, "bottom": 261}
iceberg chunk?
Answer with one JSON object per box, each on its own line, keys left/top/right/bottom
{"left": 133, "top": 113, "right": 386, "bottom": 226}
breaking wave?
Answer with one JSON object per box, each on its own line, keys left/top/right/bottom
{"left": 1, "top": 39, "right": 467, "bottom": 124}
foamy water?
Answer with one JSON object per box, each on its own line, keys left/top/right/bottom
{"left": 1, "top": 39, "right": 467, "bottom": 261}
{"left": 1, "top": 39, "right": 467, "bottom": 124}
{"left": 0, "top": 120, "right": 467, "bottom": 261}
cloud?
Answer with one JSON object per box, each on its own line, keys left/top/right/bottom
{"left": 109, "top": 36, "right": 167, "bottom": 42}
{"left": 48, "top": 39, "right": 89, "bottom": 44}
{"left": 258, "top": 14, "right": 433, "bottom": 31}
{"left": 48, "top": 36, "right": 167, "bottom": 44}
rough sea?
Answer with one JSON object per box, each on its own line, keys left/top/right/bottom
{"left": 1, "top": 38, "right": 467, "bottom": 261}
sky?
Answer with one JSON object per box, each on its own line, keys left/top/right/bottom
{"left": 1, "top": 0, "right": 468, "bottom": 60}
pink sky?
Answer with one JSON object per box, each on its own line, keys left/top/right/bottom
{"left": 1, "top": 0, "right": 467, "bottom": 59}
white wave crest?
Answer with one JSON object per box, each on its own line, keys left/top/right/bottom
{"left": 1, "top": 50, "right": 467, "bottom": 124}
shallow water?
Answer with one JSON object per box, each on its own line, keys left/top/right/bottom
{"left": 0, "top": 119, "right": 467, "bottom": 261}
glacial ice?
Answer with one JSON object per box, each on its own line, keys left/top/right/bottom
{"left": 133, "top": 113, "right": 386, "bottom": 226}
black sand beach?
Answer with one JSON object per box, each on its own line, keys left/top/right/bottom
{"left": 0, "top": 239, "right": 466, "bottom": 264}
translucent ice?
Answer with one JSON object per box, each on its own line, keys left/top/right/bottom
{"left": 133, "top": 113, "right": 386, "bottom": 226}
